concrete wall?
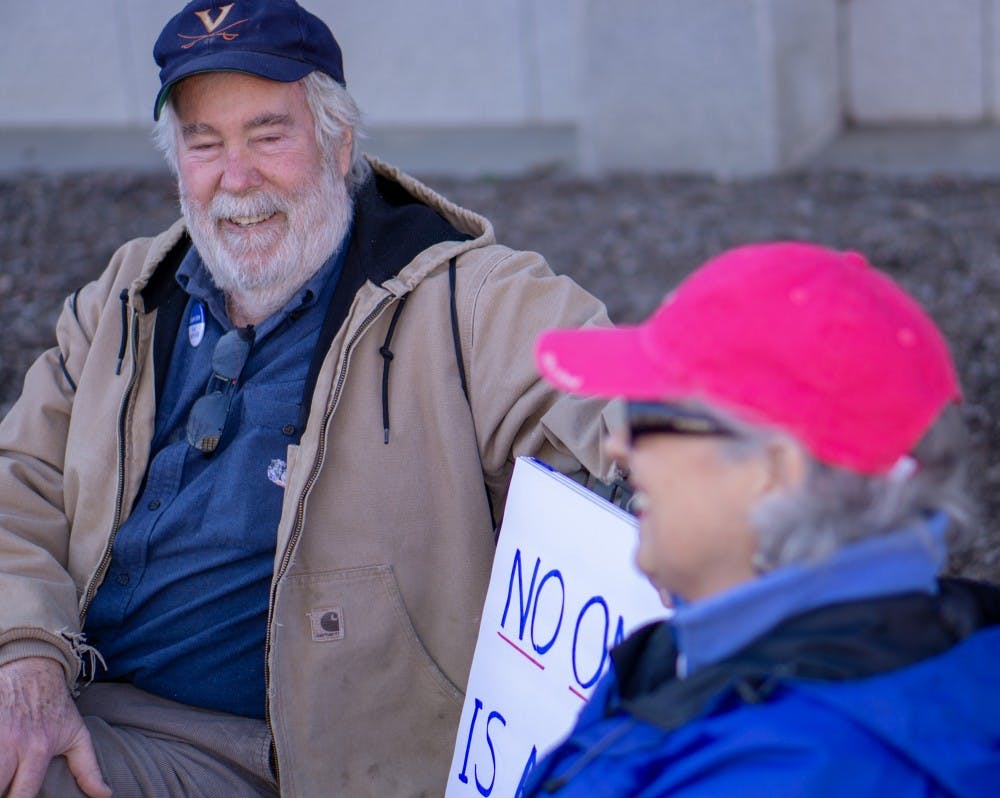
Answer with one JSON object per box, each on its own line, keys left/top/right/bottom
{"left": 579, "top": 0, "right": 839, "bottom": 176}
{"left": 1, "top": 2, "right": 160, "bottom": 127}
{"left": 844, "top": 0, "right": 987, "bottom": 122}
{"left": 0, "top": 1, "right": 578, "bottom": 127}
{"left": 0, "top": 0, "right": 584, "bottom": 175}
{"left": 0, "top": 1, "right": 995, "bottom": 177}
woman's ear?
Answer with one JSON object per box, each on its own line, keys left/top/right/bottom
{"left": 759, "top": 436, "right": 808, "bottom": 497}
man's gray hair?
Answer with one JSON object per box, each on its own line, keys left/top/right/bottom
{"left": 300, "top": 71, "right": 370, "bottom": 191}
{"left": 712, "top": 404, "right": 974, "bottom": 572}
{"left": 152, "top": 70, "right": 370, "bottom": 191}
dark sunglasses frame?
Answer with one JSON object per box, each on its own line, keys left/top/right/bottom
{"left": 185, "top": 325, "right": 255, "bottom": 454}
{"left": 626, "top": 400, "right": 735, "bottom": 444}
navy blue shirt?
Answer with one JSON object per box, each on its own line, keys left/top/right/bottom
{"left": 84, "top": 241, "right": 346, "bottom": 718}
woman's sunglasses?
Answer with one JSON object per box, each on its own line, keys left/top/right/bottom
{"left": 626, "top": 401, "right": 735, "bottom": 444}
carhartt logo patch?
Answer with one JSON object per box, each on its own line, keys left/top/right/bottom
{"left": 308, "top": 607, "right": 345, "bottom": 642}
{"left": 180, "top": 3, "right": 248, "bottom": 49}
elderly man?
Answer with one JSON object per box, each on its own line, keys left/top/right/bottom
{"left": 0, "top": 1, "right": 612, "bottom": 796}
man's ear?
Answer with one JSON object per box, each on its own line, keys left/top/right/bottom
{"left": 334, "top": 127, "right": 353, "bottom": 178}
{"left": 759, "top": 436, "right": 808, "bottom": 498}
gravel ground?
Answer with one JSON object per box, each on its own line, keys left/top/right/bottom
{"left": 1, "top": 168, "right": 998, "bottom": 580}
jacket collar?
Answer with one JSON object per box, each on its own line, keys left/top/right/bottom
{"left": 671, "top": 516, "right": 949, "bottom": 678}
{"left": 301, "top": 160, "right": 475, "bottom": 424}
{"left": 607, "top": 519, "right": 996, "bottom": 733}
{"left": 341, "top": 158, "right": 477, "bottom": 292}
{"left": 609, "top": 577, "right": 995, "bottom": 733}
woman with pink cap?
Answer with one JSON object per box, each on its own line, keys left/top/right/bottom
{"left": 524, "top": 242, "right": 999, "bottom": 796}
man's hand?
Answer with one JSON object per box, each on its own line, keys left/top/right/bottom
{"left": 0, "top": 657, "right": 111, "bottom": 798}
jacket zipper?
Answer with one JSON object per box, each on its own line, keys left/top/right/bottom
{"left": 79, "top": 306, "right": 141, "bottom": 623}
{"left": 264, "top": 294, "right": 394, "bottom": 786}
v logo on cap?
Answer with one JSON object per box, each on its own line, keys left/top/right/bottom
{"left": 195, "top": 4, "right": 236, "bottom": 34}
{"left": 180, "top": 4, "right": 247, "bottom": 49}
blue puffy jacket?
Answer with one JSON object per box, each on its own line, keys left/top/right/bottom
{"left": 523, "top": 582, "right": 1000, "bottom": 797}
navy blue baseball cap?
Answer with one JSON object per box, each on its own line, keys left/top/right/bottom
{"left": 153, "top": 0, "right": 345, "bottom": 120}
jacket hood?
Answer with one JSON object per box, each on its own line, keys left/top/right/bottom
{"left": 341, "top": 155, "right": 480, "bottom": 295}
{"left": 364, "top": 155, "right": 494, "bottom": 294}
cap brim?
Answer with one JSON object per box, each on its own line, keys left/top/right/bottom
{"left": 535, "top": 324, "right": 670, "bottom": 400}
{"left": 154, "top": 51, "right": 316, "bottom": 119}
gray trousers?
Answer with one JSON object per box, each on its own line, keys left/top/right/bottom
{"left": 42, "top": 683, "right": 279, "bottom": 798}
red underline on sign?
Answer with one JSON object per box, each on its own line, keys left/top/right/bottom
{"left": 497, "top": 632, "right": 545, "bottom": 669}
{"left": 568, "top": 685, "right": 588, "bottom": 702}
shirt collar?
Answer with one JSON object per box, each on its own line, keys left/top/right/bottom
{"left": 670, "top": 513, "right": 950, "bottom": 678}
{"left": 176, "top": 237, "right": 350, "bottom": 336}
{"left": 176, "top": 246, "right": 228, "bottom": 328}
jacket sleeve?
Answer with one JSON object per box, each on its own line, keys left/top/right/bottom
{"left": 457, "top": 245, "right": 621, "bottom": 507}
{"left": 0, "top": 259, "right": 123, "bottom": 686}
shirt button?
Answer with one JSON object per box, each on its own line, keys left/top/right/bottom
{"left": 116, "top": 573, "right": 130, "bottom": 586}
{"left": 282, "top": 424, "right": 296, "bottom": 436}
{"left": 148, "top": 499, "right": 161, "bottom": 510}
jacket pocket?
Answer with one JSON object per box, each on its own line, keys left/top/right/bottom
{"left": 269, "top": 564, "right": 464, "bottom": 797}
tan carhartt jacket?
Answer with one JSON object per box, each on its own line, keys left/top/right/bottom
{"left": 0, "top": 158, "right": 615, "bottom": 796}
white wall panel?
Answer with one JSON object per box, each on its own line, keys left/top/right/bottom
{"left": 770, "top": 0, "right": 840, "bottom": 168}
{"left": 119, "top": 3, "right": 182, "bottom": 123}
{"left": 9, "top": 0, "right": 992, "bottom": 175}
{"left": 988, "top": 0, "right": 1000, "bottom": 117}
{"left": 846, "top": 0, "right": 985, "bottom": 122}
{"left": 317, "top": 0, "right": 531, "bottom": 125}
{"left": 1, "top": 0, "right": 131, "bottom": 125}
{"left": 581, "top": 0, "right": 842, "bottom": 176}
{"left": 528, "top": 0, "right": 584, "bottom": 122}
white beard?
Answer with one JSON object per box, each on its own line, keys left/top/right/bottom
{"left": 180, "top": 161, "right": 353, "bottom": 324}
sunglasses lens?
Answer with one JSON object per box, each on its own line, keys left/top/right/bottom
{"left": 185, "top": 326, "right": 255, "bottom": 455}
{"left": 211, "top": 328, "right": 254, "bottom": 381}
{"left": 186, "top": 392, "right": 229, "bottom": 453}
{"left": 627, "top": 402, "right": 731, "bottom": 442}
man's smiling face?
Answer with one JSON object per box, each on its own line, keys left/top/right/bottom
{"left": 172, "top": 70, "right": 352, "bottom": 302}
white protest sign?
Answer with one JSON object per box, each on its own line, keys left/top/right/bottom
{"left": 446, "top": 457, "right": 670, "bottom": 797}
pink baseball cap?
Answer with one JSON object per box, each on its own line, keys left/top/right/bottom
{"left": 535, "top": 242, "right": 961, "bottom": 475}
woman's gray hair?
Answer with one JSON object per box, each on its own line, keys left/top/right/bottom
{"left": 152, "top": 70, "right": 370, "bottom": 191}
{"left": 712, "top": 404, "right": 974, "bottom": 572}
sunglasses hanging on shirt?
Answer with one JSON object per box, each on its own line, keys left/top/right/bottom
{"left": 185, "top": 325, "right": 255, "bottom": 454}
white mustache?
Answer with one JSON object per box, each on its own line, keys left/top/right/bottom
{"left": 209, "top": 191, "right": 287, "bottom": 222}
